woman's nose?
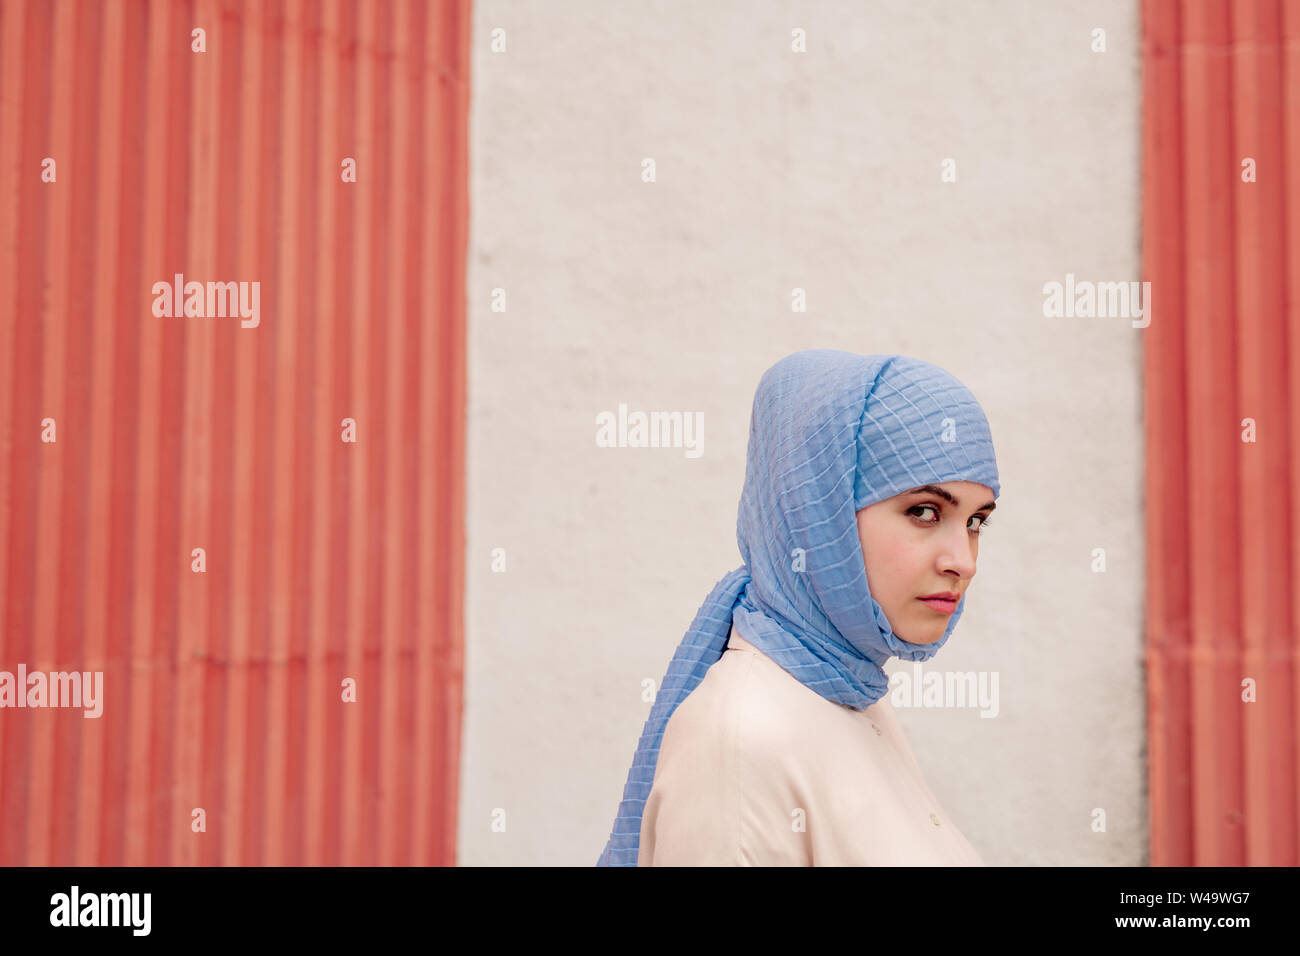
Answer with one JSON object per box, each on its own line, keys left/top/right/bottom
{"left": 938, "top": 528, "right": 977, "bottom": 577}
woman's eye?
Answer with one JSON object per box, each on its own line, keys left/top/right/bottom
{"left": 908, "top": 505, "right": 940, "bottom": 523}
{"left": 908, "top": 505, "right": 991, "bottom": 536}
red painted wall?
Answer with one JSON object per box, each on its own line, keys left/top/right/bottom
{"left": 0, "top": 0, "right": 469, "bottom": 865}
{"left": 1143, "top": 0, "right": 1298, "bottom": 866}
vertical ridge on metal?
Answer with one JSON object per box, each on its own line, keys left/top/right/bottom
{"left": 1142, "top": 0, "right": 1298, "bottom": 866}
{"left": 0, "top": 0, "right": 470, "bottom": 866}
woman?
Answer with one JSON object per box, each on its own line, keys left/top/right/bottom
{"left": 597, "top": 349, "right": 1001, "bottom": 866}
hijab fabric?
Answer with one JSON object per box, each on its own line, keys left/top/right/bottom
{"left": 596, "top": 349, "right": 1001, "bottom": 866}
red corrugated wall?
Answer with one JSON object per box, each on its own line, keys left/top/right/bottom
{"left": 1143, "top": 0, "right": 1299, "bottom": 865}
{"left": 0, "top": 0, "right": 469, "bottom": 865}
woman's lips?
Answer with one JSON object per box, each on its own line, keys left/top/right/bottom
{"left": 918, "top": 597, "right": 957, "bottom": 615}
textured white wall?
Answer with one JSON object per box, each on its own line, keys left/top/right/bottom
{"left": 461, "top": 0, "right": 1144, "bottom": 865}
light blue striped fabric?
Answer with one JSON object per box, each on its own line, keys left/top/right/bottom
{"left": 596, "top": 350, "right": 1001, "bottom": 866}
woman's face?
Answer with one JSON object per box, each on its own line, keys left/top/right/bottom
{"left": 855, "top": 481, "right": 996, "bottom": 645}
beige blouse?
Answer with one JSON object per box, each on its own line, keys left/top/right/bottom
{"left": 637, "top": 621, "right": 986, "bottom": 866}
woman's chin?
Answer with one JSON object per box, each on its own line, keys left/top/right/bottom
{"left": 895, "top": 620, "right": 946, "bottom": 645}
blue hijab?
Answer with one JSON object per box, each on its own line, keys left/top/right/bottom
{"left": 596, "top": 349, "right": 1002, "bottom": 866}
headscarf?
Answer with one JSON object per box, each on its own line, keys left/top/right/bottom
{"left": 596, "top": 349, "right": 1001, "bottom": 866}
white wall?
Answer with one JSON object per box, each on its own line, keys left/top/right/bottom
{"left": 461, "top": 0, "right": 1144, "bottom": 865}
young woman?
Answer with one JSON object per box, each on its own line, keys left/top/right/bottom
{"left": 597, "top": 349, "right": 1001, "bottom": 866}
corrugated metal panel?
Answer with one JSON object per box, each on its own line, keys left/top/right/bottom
{"left": 0, "top": 0, "right": 469, "bottom": 866}
{"left": 1142, "top": 0, "right": 1298, "bottom": 866}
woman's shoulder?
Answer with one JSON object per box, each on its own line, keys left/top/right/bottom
{"left": 642, "top": 627, "right": 896, "bottom": 865}
{"left": 661, "top": 625, "right": 888, "bottom": 771}
{"left": 664, "top": 630, "right": 828, "bottom": 740}
{"left": 725, "top": 628, "right": 871, "bottom": 726}
{"left": 685, "top": 627, "right": 879, "bottom": 775}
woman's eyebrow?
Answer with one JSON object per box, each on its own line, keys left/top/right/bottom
{"left": 902, "top": 484, "right": 996, "bottom": 513}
